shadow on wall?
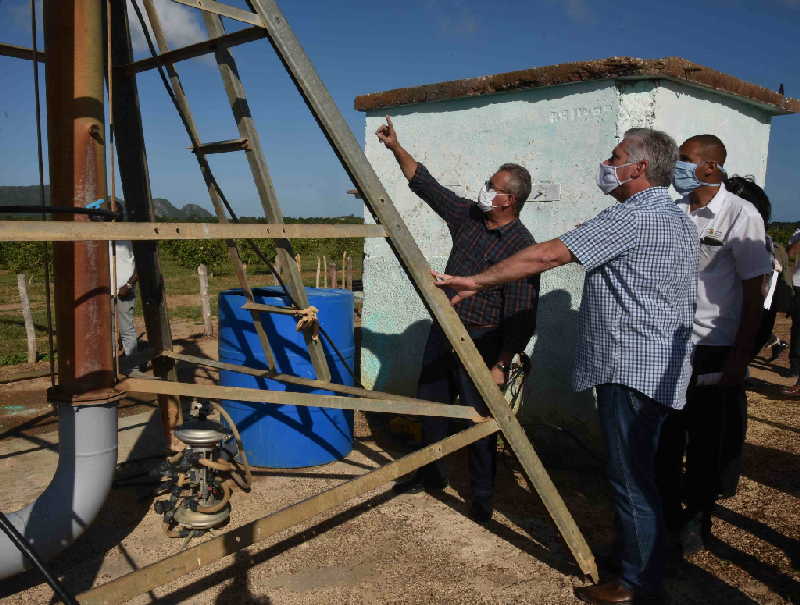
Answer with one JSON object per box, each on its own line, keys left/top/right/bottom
{"left": 360, "top": 289, "right": 602, "bottom": 463}
{"left": 361, "top": 319, "right": 432, "bottom": 396}
{"left": 524, "top": 289, "right": 603, "bottom": 461}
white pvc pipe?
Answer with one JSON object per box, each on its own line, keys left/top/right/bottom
{"left": 0, "top": 402, "right": 118, "bottom": 579}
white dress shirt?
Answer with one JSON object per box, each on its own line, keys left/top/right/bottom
{"left": 677, "top": 183, "right": 772, "bottom": 346}
{"left": 109, "top": 240, "right": 136, "bottom": 295}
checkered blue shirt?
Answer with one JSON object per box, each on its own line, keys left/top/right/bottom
{"left": 559, "top": 187, "right": 698, "bottom": 409}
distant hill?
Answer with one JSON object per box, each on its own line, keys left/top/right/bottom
{"left": 0, "top": 186, "right": 212, "bottom": 219}
{"left": 151, "top": 198, "right": 213, "bottom": 219}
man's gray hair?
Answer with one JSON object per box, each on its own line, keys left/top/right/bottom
{"left": 497, "top": 163, "right": 532, "bottom": 213}
{"left": 623, "top": 128, "right": 678, "bottom": 187}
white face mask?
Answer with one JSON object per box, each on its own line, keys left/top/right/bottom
{"left": 476, "top": 184, "right": 498, "bottom": 213}
{"left": 596, "top": 161, "right": 635, "bottom": 195}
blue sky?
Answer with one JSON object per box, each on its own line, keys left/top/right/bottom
{"left": 0, "top": 0, "right": 798, "bottom": 219}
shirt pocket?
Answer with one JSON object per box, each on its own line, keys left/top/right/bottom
{"left": 698, "top": 241, "right": 724, "bottom": 272}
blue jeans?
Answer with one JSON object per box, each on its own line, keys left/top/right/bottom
{"left": 596, "top": 383, "right": 670, "bottom": 593}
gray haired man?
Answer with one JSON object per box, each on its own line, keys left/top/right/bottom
{"left": 436, "top": 129, "right": 698, "bottom": 604}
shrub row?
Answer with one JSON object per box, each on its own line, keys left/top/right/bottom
{"left": 0, "top": 216, "right": 364, "bottom": 275}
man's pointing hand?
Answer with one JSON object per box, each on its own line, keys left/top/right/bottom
{"left": 375, "top": 115, "right": 398, "bottom": 149}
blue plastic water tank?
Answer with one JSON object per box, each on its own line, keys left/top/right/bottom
{"left": 218, "top": 287, "right": 354, "bottom": 468}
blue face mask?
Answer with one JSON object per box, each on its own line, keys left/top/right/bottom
{"left": 672, "top": 160, "right": 722, "bottom": 195}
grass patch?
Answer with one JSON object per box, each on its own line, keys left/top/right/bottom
{"left": 0, "top": 254, "right": 362, "bottom": 365}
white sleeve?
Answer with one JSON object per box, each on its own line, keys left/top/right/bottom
{"left": 789, "top": 229, "right": 800, "bottom": 247}
{"left": 728, "top": 209, "right": 772, "bottom": 281}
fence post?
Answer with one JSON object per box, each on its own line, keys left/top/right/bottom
{"left": 323, "top": 255, "right": 328, "bottom": 288}
{"left": 330, "top": 262, "right": 337, "bottom": 290}
{"left": 17, "top": 274, "right": 37, "bottom": 363}
{"left": 315, "top": 256, "right": 321, "bottom": 288}
{"left": 348, "top": 254, "right": 354, "bottom": 290}
{"left": 197, "top": 264, "right": 214, "bottom": 337}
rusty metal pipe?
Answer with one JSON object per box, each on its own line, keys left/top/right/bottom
{"left": 0, "top": 0, "right": 121, "bottom": 580}
{"left": 45, "top": 0, "right": 116, "bottom": 399}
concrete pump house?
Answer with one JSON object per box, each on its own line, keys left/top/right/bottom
{"left": 356, "top": 56, "right": 799, "bottom": 451}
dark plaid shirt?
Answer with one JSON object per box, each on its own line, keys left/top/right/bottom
{"left": 410, "top": 164, "right": 539, "bottom": 354}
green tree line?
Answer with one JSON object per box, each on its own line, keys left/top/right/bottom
{"left": 0, "top": 215, "right": 364, "bottom": 275}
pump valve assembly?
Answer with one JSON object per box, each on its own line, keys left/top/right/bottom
{"left": 154, "top": 399, "right": 252, "bottom": 538}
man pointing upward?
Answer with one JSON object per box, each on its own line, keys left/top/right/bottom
{"left": 376, "top": 116, "right": 539, "bottom": 524}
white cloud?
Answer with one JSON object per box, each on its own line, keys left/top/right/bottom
{"left": 564, "top": 0, "right": 592, "bottom": 23}
{"left": 424, "top": 0, "right": 480, "bottom": 36}
{"left": 126, "top": 0, "right": 206, "bottom": 54}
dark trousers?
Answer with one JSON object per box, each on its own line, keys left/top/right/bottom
{"left": 656, "top": 346, "right": 747, "bottom": 529}
{"left": 416, "top": 323, "right": 502, "bottom": 511}
{"left": 754, "top": 306, "right": 778, "bottom": 355}
{"left": 596, "top": 383, "right": 670, "bottom": 593}
{"left": 790, "top": 286, "right": 800, "bottom": 368}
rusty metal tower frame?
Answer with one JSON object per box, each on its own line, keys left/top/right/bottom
{"left": 0, "top": 0, "right": 598, "bottom": 601}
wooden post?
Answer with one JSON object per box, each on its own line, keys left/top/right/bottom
{"left": 272, "top": 256, "right": 280, "bottom": 286}
{"left": 112, "top": 0, "right": 183, "bottom": 446}
{"left": 197, "top": 264, "right": 213, "bottom": 337}
{"left": 295, "top": 253, "right": 301, "bottom": 272}
{"left": 348, "top": 254, "right": 354, "bottom": 290}
{"left": 341, "top": 250, "right": 347, "bottom": 287}
{"left": 315, "top": 256, "right": 321, "bottom": 288}
{"left": 17, "top": 274, "right": 36, "bottom": 363}
{"left": 330, "top": 262, "right": 337, "bottom": 290}
{"left": 322, "top": 255, "right": 328, "bottom": 288}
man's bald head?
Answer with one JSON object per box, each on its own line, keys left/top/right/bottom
{"left": 684, "top": 134, "right": 727, "bottom": 165}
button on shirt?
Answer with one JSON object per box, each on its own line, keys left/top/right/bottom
{"left": 560, "top": 187, "right": 698, "bottom": 409}
{"left": 677, "top": 183, "right": 772, "bottom": 346}
{"left": 409, "top": 164, "right": 539, "bottom": 354}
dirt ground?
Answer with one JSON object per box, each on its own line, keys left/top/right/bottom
{"left": 0, "top": 318, "right": 798, "bottom": 604}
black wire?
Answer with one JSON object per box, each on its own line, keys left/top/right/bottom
{"left": 30, "top": 0, "right": 56, "bottom": 385}
{"left": 0, "top": 512, "right": 78, "bottom": 605}
{"left": 129, "top": 0, "right": 360, "bottom": 385}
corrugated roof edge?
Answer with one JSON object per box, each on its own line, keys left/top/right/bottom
{"left": 354, "top": 56, "right": 799, "bottom": 115}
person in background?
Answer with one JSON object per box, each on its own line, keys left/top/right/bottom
{"left": 717, "top": 175, "right": 778, "bottom": 498}
{"left": 86, "top": 199, "right": 139, "bottom": 374}
{"left": 374, "top": 116, "right": 540, "bottom": 524}
{"left": 435, "top": 128, "right": 696, "bottom": 605}
{"left": 656, "top": 136, "right": 771, "bottom": 556}
{"left": 761, "top": 237, "right": 792, "bottom": 363}
{"left": 724, "top": 176, "right": 782, "bottom": 359}
{"left": 784, "top": 227, "right": 800, "bottom": 391}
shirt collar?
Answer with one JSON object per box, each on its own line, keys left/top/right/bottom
{"left": 704, "top": 182, "right": 727, "bottom": 215}
{"left": 484, "top": 217, "right": 520, "bottom": 236}
{"left": 681, "top": 182, "right": 727, "bottom": 217}
{"left": 623, "top": 186, "right": 668, "bottom": 204}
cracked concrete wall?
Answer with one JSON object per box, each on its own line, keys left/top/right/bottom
{"left": 360, "top": 78, "right": 773, "bottom": 453}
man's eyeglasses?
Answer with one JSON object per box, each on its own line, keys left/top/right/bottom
{"left": 485, "top": 180, "right": 511, "bottom": 196}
